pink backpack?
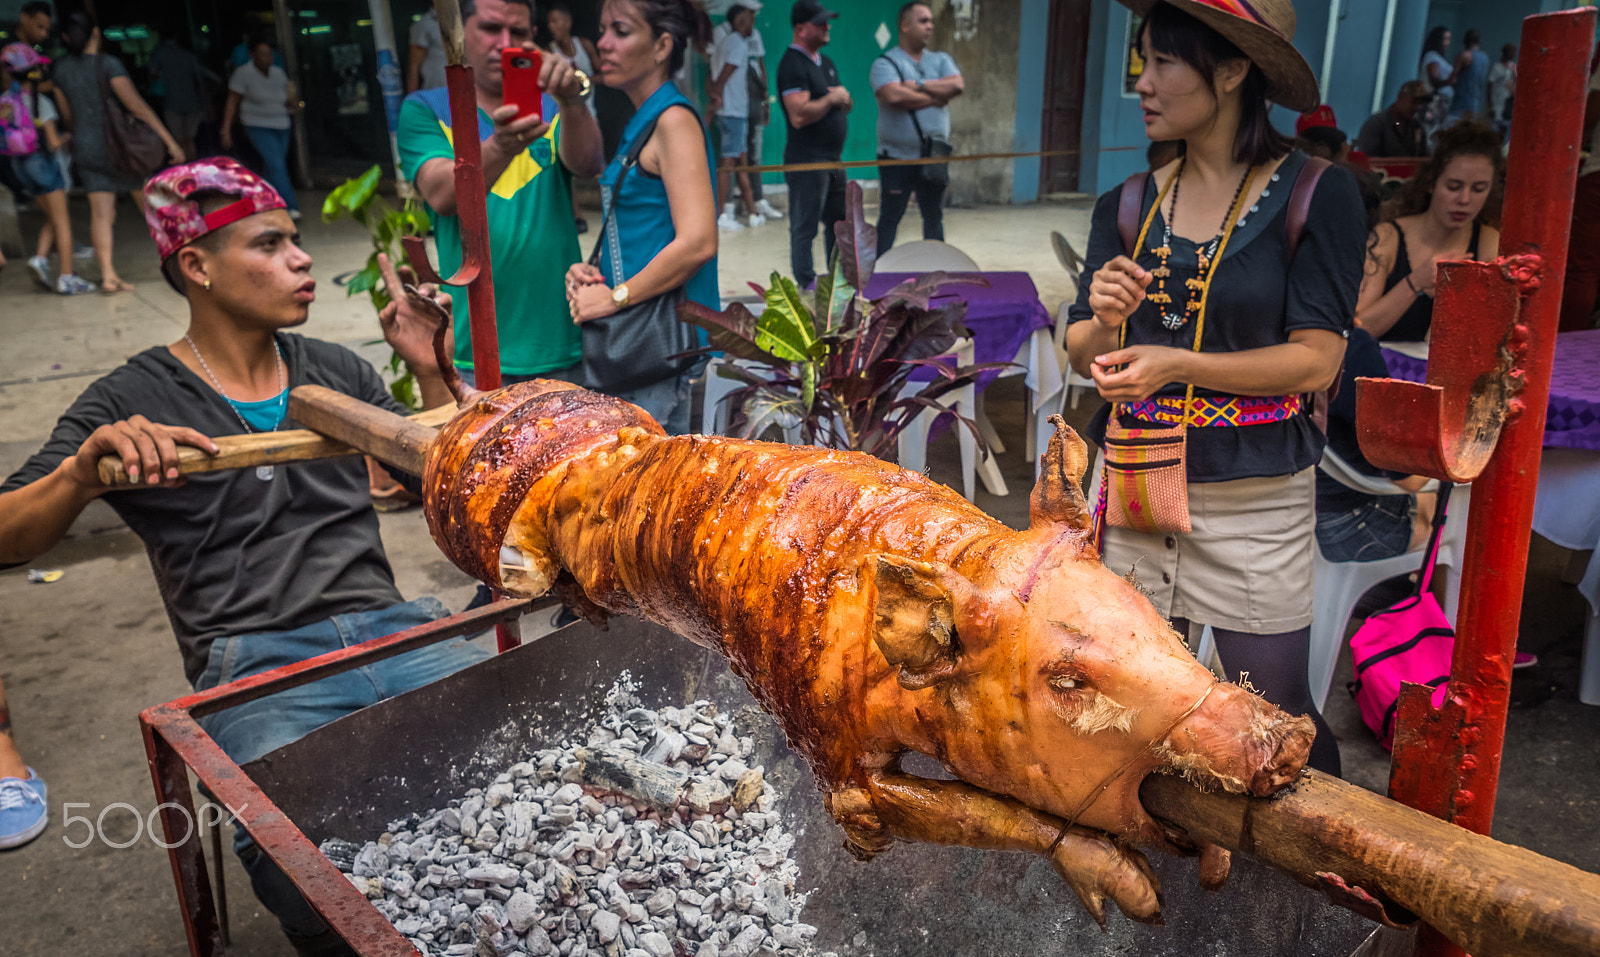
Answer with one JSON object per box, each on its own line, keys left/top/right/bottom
{"left": 1347, "top": 483, "right": 1456, "bottom": 750}
{"left": 0, "top": 87, "right": 39, "bottom": 157}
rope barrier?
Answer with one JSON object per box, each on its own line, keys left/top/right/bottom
{"left": 723, "top": 147, "right": 1084, "bottom": 175}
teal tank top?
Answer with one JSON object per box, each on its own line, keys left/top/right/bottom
{"left": 597, "top": 83, "right": 720, "bottom": 311}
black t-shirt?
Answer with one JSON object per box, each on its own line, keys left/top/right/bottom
{"left": 777, "top": 45, "right": 847, "bottom": 163}
{"left": 2, "top": 333, "right": 409, "bottom": 684}
{"left": 1316, "top": 328, "right": 1408, "bottom": 513}
{"left": 1067, "top": 150, "right": 1367, "bottom": 483}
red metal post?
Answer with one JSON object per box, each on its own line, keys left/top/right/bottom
{"left": 1373, "top": 10, "right": 1595, "bottom": 957}
{"left": 144, "top": 720, "right": 222, "bottom": 956}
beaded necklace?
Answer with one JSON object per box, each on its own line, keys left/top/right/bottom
{"left": 1146, "top": 157, "right": 1253, "bottom": 331}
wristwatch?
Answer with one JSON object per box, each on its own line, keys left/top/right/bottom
{"left": 572, "top": 69, "right": 593, "bottom": 100}
{"left": 915, "top": 79, "right": 926, "bottom": 92}
{"left": 612, "top": 283, "right": 631, "bottom": 308}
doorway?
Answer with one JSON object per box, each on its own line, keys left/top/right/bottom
{"left": 1039, "top": 0, "right": 1091, "bottom": 194}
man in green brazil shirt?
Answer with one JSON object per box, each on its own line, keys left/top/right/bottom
{"left": 398, "top": 0, "right": 604, "bottom": 383}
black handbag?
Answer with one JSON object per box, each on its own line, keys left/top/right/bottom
{"left": 876, "top": 53, "right": 952, "bottom": 187}
{"left": 96, "top": 55, "right": 166, "bottom": 177}
{"left": 581, "top": 111, "right": 700, "bottom": 396}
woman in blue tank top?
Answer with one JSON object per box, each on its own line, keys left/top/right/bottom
{"left": 565, "top": 0, "right": 719, "bottom": 434}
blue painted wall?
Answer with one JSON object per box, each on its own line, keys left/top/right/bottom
{"left": 1072, "top": 0, "right": 1589, "bottom": 196}
{"left": 1013, "top": 0, "right": 1051, "bottom": 203}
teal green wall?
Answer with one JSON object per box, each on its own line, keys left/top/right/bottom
{"left": 748, "top": 1, "right": 907, "bottom": 183}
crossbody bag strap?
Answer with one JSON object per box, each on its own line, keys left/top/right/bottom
{"left": 876, "top": 53, "right": 929, "bottom": 145}
{"left": 1117, "top": 171, "right": 1150, "bottom": 259}
{"left": 1414, "top": 481, "right": 1454, "bottom": 595}
{"left": 588, "top": 112, "right": 665, "bottom": 268}
{"left": 1285, "top": 156, "right": 1330, "bottom": 257}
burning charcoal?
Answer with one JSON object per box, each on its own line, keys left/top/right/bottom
{"left": 722, "top": 924, "right": 767, "bottom": 957}
{"left": 730, "top": 770, "right": 764, "bottom": 813}
{"left": 353, "top": 843, "right": 389, "bottom": 878}
{"left": 461, "top": 889, "right": 486, "bottom": 906}
{"left": 552, "top": 782, "right": 584, "bottom": 806}
{"left": 576, "top": 747, "right": 690, "bottom": 813}
{"left": 320, "top": 837, "right": 362, "bottom": 870}
{"left": 685, "top": 778, "right": 732, "bottom": 815}
{"left": 714, "top": 759, "right": 749, "bottom": 783}
{"left": 465, "top": 864, "right": 521, "bottom": 887}
{"left": 485, "top": 782, "right": 516, "bottom": 809}
{"left": 525, "top": 927, "right": 556, "bottom": 956}
{"left": 643, "top": 887, "right": 677, "bottom": 917}
{"left": 643, "top": 729, "right": 687, "bottom": 765}
{"left": 635, "top": 932, "right": 673, "bottom": 957}
{"left": 591, "top": 908, "right": 622, "bottom": 943}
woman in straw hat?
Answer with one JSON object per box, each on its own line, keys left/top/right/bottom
{"left": 1067, "top": 0, "right": 1366, "bottom": 776}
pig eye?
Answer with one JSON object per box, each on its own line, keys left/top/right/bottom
{"left": 1049, "top": 675, "right": 1086, "bottom": 692}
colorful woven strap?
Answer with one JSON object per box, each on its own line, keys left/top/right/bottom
{"left": 1122, "top": 393, "right": 1302, "bottom": 427}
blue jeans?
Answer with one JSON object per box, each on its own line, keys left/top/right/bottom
{"left": 243, "top": 125, "right": 297, "bottom": 211}
{"left": 783, "top": 167, "right": 846, "bottom": 288}
{"left": 1315, "top": 494, "right": 1415, "bottom": 563}
{"left": 194, "top": 597, "right": 489, "bottom": 942}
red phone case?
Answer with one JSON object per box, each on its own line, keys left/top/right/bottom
{"left": 501, "top": 48, "right": 543, "bottom": 123}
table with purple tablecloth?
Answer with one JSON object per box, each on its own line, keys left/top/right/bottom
{"left": 863, "top": 271, "right": 1053, "bottom": 390}
{"left": 1380, "top": 329, "right": 1600, "bottom": 451}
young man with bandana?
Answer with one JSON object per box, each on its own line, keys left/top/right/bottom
{"left": 0, "top": 158, "right": 483, "bottom": 956}
{"left": 398, "top": 0, "right": 605, "bottom": 386}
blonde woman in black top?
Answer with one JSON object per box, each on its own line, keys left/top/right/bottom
{"left": 1067, "top": 0, "right": 1365, "bottom": 775}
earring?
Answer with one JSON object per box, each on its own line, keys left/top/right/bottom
{"left": 203, "top": 279, "right": 212, "bottom": 291}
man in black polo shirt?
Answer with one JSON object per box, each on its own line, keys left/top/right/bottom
{"left": 1355, "top": 80, "right": 1432, "bottom": 158}
{"left": 777, "top": 0, "right": 850, "bottom": 288}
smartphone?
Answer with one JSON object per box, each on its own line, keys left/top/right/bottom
{"left": 501, "top": 48, "right": 543, "bottom": 124}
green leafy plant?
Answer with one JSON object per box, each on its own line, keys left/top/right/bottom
{"left": 678, "top": 181, "right": 1007, "bottom": 456}
{"left": 322, "top": 165, "right": 433, "bottom": 408}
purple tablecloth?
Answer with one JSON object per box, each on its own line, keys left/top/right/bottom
{"left": 863, "top": 271, "right": 1052, "bottom": 386}
{"left": 1381, "top": 329, "right": 1600, "bottom": 451}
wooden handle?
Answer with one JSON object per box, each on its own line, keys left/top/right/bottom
{"left": 287, "top": 385, "right": 442, "bottom": 477}
{"left": 1141, "top": 771, "right": 1600, "bottom": 957}
{"left": 95, "top": 403, "right": 456, "bottom": 489}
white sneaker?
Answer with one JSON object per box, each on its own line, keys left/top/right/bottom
{"left": 56, "top": 273, "right": 96, "bottom": 295}
{"left": 746, "top": 213, "right": 766, "bottom": 228}
{"left": 756, "top": 199, "right": 784, "bottom": 220}
{"left": 717, "top": 213, "right": 746, "bottom": 231}
{"left": 26, "top": 255, "right": 51, "bottom": 290}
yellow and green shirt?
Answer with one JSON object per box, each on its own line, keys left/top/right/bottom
{"left": 398, "top": 88, "right": 581, "bottom": 376}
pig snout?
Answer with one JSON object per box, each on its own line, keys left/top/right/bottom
{"left": 1248, "top": 713, "right": 1315, "bottom": 795}
{"left": 1156, "top": 684, "right": 1315, "bottom": 798}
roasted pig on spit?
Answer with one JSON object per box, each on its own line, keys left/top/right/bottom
{"left": 421, "top": 367, "right": 1314, "bottom": 927}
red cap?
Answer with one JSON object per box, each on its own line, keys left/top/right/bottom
{"left": 1295, "top": 104, "right": 1338, "bottom": 136}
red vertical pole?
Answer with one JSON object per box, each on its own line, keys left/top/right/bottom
{"left": 1383, "top": 10, "right": 1594, "bottom": 957}
{"left": 442, "top": 63, "right": 502, "bottom": 391}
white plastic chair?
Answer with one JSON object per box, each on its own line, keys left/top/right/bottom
{"left": 1306, "top": 449, "right": 1469, "bottom": 710}
{"left": 874, "top": 240, "right": 981, "bottom": 273}
{"left": 897, "top": 338, "right": 983, "bottom": 501}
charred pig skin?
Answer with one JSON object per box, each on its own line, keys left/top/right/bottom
{"left": 422, "top": 382, "right": 1315, "bottom": 926}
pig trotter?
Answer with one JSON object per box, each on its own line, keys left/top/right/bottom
{"left": 824, "top": 788, "right": 895, "bottom": 860}
{"left": 1198, "top": 842, "right": 1232, "bottom": 891}
{"left": 837, "top": 769, "right": 1164, "bottom": 927}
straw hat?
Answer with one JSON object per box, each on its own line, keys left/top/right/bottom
{"left": 1119, "top": 0, "right": 1320, "bottom": 113}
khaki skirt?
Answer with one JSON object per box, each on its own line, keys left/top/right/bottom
{"left": 1092, "top": 462, "right": 1316, "bottom": 634}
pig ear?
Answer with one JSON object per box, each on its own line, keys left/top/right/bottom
{"left": 1030, "top": 416, "right": 1093, "bottom": 533}
{"left": 868, "top": 555, "right": 976, "bottom": 691}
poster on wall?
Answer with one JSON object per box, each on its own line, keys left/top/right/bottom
{"left": 1123, "top": 12, "right": 1144, "bottom": 95}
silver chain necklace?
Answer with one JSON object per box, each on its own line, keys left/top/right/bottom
{"left": 184, "top": 333, "right": 286, "bottom": 481}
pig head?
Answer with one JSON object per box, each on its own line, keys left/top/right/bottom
{"left": 825, "top": 422, "right": 1315, "bottom": 924}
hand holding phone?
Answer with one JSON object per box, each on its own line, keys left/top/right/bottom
{"left": 501, "top": 47, "right": 543, "bottom": 123}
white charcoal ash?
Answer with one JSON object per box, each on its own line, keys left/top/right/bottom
{"left": 320, "top": 681, "right": 818, "bottom": 957}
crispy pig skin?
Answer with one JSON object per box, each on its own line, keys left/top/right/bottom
{"left": 422, "top": 386, "right": 1314, "bottom": 925}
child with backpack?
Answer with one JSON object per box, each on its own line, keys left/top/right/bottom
{"left": 1, "top": 43, "right": 92, "bottom": 294}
